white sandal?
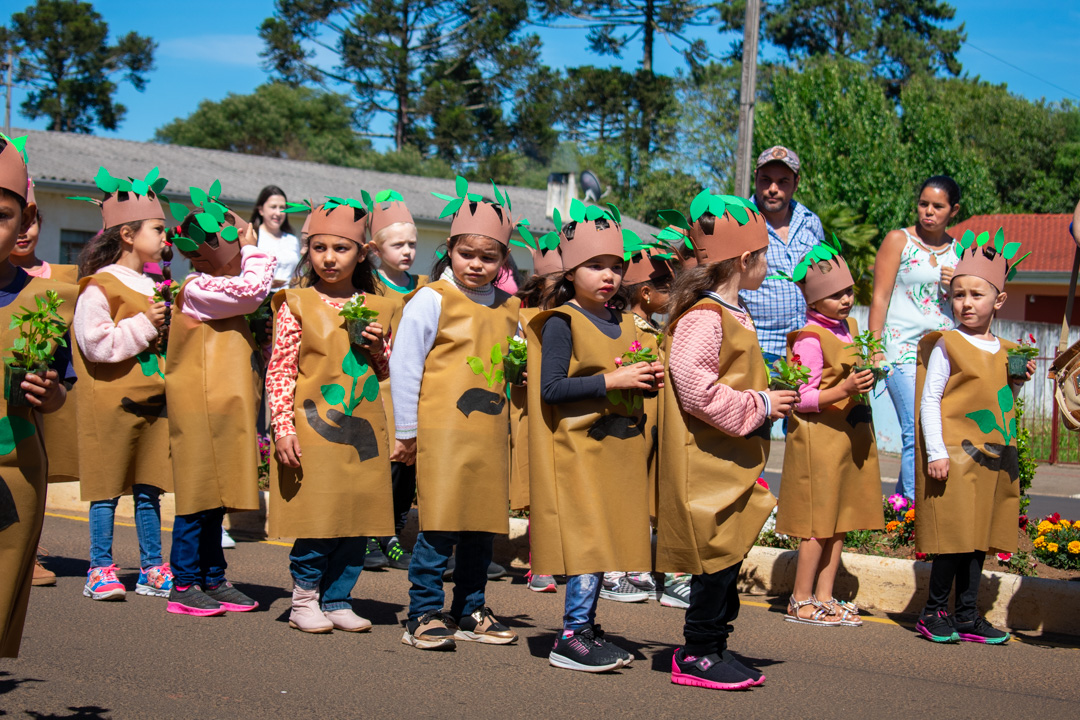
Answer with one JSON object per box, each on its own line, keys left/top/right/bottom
{"left": 821, "top": 596, "right": 863, "bottom": 627}
{"left": 785, "top": 595, "right": 842, "bottom": 626}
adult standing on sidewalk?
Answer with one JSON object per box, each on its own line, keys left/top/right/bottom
{"left": 251, "top": 185, "right": 301, "bottom": 290}
{"left": 868, "top": 175, "right": 962, "bottom": 502}
{"left": 742, "top": 146, "right": 825, "bottom": 365}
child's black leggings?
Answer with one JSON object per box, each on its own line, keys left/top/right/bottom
{"left": 683, "top": 560, "right": 742, "bottom": 656}
{"left": 924, "top": 551, "right": 985, "bottom": 623}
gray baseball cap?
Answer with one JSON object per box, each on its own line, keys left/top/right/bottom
{"left": 756, "top": 146, "right": 800, "bottom": 174}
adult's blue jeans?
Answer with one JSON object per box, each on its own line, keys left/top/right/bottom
{"left": 170, "top": 507, "right": 227, "bottom": 588}
{"left": 407, "top": 530, "right": 492, "bottom": 621}
{"left": 289, "top": 536, "right": 367, "bottom": 612}
{"left": 885, "top": 363, "right": 917, "bottom": 501}
{"left": 563, "top": 573, "right": 603, "bottom": 631}
{"left": 88, "top": 484, "right": 163, "bottom": 569}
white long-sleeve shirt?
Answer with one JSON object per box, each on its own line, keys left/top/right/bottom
{"left": 920, "top": 333, "right": 1001, "bottom": 462}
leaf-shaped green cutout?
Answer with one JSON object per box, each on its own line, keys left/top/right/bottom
{"left": 431, "top": 192, "right": 456, "bottom": 202}
{"left": 633, "top": 394, "right": 643, "bottom": 410}
{"left": 174, "top": 236, "right": 199, "bottom": 252}
{"left": 321, "top": 384, "right": 345, "bottom": 407}
{"left": 169, "top": 202, "right": 188, "bottom": 223}
{"left": 725, "top": 202, "right": 749, "bottom": 225}
{"left": 151, "top": 177, "right": 168, "bottom": 194}
{"left": 997, "top": 385, "right": 1014, "bottom": 414}
{"left": 132, "top": 179, "right": 149, "bottom": 196}
{"left": 362, "top": 373, "right": 380, "bottom": 402}
{"left": 0, "top": 416, "right": 35, "bottom": 455}
{"left": 205, "top": 202, "right": 228, "bottom": 223}
{"left": 492, "top": 369, "right": 504, "bottom": 387}
{"left": 566, "top": 198, "right": 584, "bottom": 223}
{"left": 965, "top": 408, "right": 999, "bottom": 435}
{"left": 1002, "top": 242, "right": 1020, "bottom": 260}
{"left": 116, "top": 178, "right": 133, "bottom": 192}
{"left": 993, "top": 227, "right": 1004, "bottom": 252}
{"left": 606, "top": 389, "right": 622, "bottom": 407}
{"left": 190, "top": 186, "right": 208, "bottom": 207}
{"left": 490, "top": 343, "right": 503, "bottom": 365}
{"left": 657, "top": 209, "right": 690, "bottom": 230}
{"left": 585, "top": 205, "right": 605, "bottom": 221}
{"left": 961, "top": 230, "right": 975, "bottom": 248}
{"left": 342, "top": 347, "right": 368, "bottom": 378}
{"left": 220, "top": 225, "right": 239, "bottom": 242}
{"left": 606, "top": 203, "right": 621, "bottom": 223}
{"left": 95, "top": 168, "right": 119, "bottom": 193}
{"left": 439, "top": 198, "right": 463, "bottom": 219}
{"left": 209, "top": 179, "right": 221, "bottom": 198}
{"left": 976, "top": 231, "right": 990, "bottom": 247}
{"left": 491, "top": 181, "right": 504, "bottom": 206}
{"left": 195, "top": 213, "right": 220, "bottom": 233}
{"left": 455, "top": 176, "right": 468, "bottom": 198}
{"left": 689, "top": 190, "right": 710, "bottom": 221}
{"left": 1008, "top": 417, "right": 1017, "bottom": 443}
{"left": 466, "top": 356, "right": 484, "bottom": 375}
{"left": 136, "top": 350, "right": 161, "bottom": 377}
{"left": 189, "top": 225, "right": 206, "bottom": 243}
{"left": 67, "top": 196, "right": 99, "bottom": 204}
{"left": 792, "top": 265, "right": 807, "bottom": 282}
{"left": 466, "top": 192, "right": 484, "bottom": 202}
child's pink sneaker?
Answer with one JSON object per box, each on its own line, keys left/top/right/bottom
{"left": 84, "top": 565, "right": 127, "bottom": 601}
{"left": 136, "top": 563, "right": 174, "bottom": 598}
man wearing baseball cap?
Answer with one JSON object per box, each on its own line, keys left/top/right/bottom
{"left": 741, "top": 145, "right": 825, "bottom": 367}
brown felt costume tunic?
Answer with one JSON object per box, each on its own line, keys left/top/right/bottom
{"left": 633, "top": 319, "right": 662, "bottom": 517}
{"left": 915, "top": 331, "right": 1020, "bottom": 554}
{"left": 269, "top": 288, "right": 395, "bottom": 539}
{"left": 414, "top": 280, "right": 519, "bottom": 534}
{"left": 527, "top": 307, "right": 652, "bottom": 576}
{"left": 376, "top": 274, "right": 424, "bottom": 451}
{"left": 166, "top": 281, "right": 262, "bottom": 515}
{"left": 0, "top": 277, "right": 73, "bottom": 657}
{"left": 656, "top": 300, "right": 775, "bottom": 575}
{"left": 74, "top": 273, "right": 172, "bottom": 501}
{"left": 775, "top": 320, "right": 885, "bottom": 538}
{"left": 509, "top": 306, "right": 539, "bottom": 511}
{"left": 39, "top": 277, "right": 79, "bottom": 483}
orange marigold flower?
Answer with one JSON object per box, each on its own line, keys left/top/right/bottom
{"left": 1047, "top": 543, "right": 1059, "bottom": 553}
{"left": 904, "top": 509, "right": 915, "bottom": 522}
{"left": 1069, "top": 541, "right": 1080, "bottom": 555}
{"left": 886, "top": 521, "right": 900, "bottom": 532}
{"left": 1033, "top": 536, "right": 1046, "bottom": 547}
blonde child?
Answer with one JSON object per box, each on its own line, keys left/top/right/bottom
{"left": 773, "top": 239, "right": 884, "bottom": 626}
{"left": 267, "top": 198, "right": 395, "bottom": 633}
{"left": 391, "top": 177, "right": 521, "bottom": 650}
{"left": 72, "top": 166, "right": 174, "bottom": 602}
{"left": 0, "top": 134, "right": 74, "bottom": 657}
{"left": 164, "top": 183, "right": 276, "bottom": 616}
{"left": 656, "top": 191, "right": 796, "bottom": 690}
{"left": 914, "top": 229, "right": 1032, "bottom": 644}
{"left": 527, "top": 200, "right": 662, "bottom": 672}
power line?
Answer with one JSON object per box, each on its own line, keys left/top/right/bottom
{"left": 965, "top": 41, "right": 1080, "bottom": 102}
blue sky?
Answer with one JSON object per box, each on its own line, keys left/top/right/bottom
{"left": 9, "top": 0, "right": 1080, "bottom": 145}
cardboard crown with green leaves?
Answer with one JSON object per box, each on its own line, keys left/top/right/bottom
{"left": 365, "top": 189, "right": 414, "bottom": 238}
{"left": 657, "top": 189, "right": 767, "bottom": 263}
{"left": 432, "top": 176, "right": 515, "bottom": 246}
{"left": 69, "top": 167, "right": 167, "bottom": 230}
{"left": 953, "top": 228, "right": 1030, "bottom": 291}
{"left": 512, "top": 209, "right": 563, "bottom": 275}
{"left": 769, "top": 234, "right": 855, "bottom": 304}
{"left": 624, "top": 241, "right": 676, "bottom": 285}
{"left": 166, "top": 180, "right": 248, "bottom": 269}
{"left": 557, "top": 198, "right": 654, "bottom": 270}
{"left": 0, "top": 133, "right": 29, "bottom": 201}
{"left": 289, "top": 196, "right": 369, "bottom": 245}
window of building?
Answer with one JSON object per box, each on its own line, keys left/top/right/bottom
{"left": 60, "top": 229, "right": 96, "bottom": 265}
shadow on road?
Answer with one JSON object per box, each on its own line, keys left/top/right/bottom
{"left": 24, "top": 706, "right": 111, "bottom": 719}
{"left": 0, "top": 672, "right": 43, "bottom": 696}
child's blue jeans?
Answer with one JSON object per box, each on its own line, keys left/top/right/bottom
{"left": 885, "top": 363, "right": 917, "bottom": 501}
{"left": 563, "top": 573, "right": 604, "bottom": 631}
{"left": 88, "top": 484, "right": 163, "bottom": 569}
{"left": 407, "top": 530, "right": 492, "bottom": 620}
{"left": 170, "top": 507, "right": 227, "bottom": 588}
{"left": 289, "top": 536, "right": 367, "bottom": 612}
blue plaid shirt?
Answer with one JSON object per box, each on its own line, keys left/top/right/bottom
{"left": 740, "top": 200, "right": 825, "bottom": 358}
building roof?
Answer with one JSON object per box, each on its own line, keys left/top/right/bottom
{"left": 17, "top": 128, "right": 657, "bottom": 237}
{"left": 949, "top": 213, "right": 1076, "bottom": 274}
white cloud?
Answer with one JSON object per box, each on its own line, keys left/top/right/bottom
{"left": 158, "top": 34, "right": 264, "bottom": 68}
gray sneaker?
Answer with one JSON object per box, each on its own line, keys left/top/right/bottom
{"left": 660, "top": 577, "right": 691, "bottom": 608}
{"left": 600, "top": 574, "right": 649, "bottom": 603}
{"left": 527, "top": 573, "right": 557, "bottom": 593}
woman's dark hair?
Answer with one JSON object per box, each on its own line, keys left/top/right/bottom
{"left": 430, "top": 234, "right": 510, "bottom": 281}
{"left": 250, "top": 185, "right": 295, "bottom": 236}
{"left": 295, "top": 233, "right": 379, "bottom": 294}
{"left": 516, "top": 272, "right": 561, "bottom": 309}
{"left": 664, "top": 247, "right": 766, "bottom": 332}
{"left": 79, "top": 221, "right": 144, "bottom": 277}
{"left": 919, "top": 175, "right": 961, "bottom": 207}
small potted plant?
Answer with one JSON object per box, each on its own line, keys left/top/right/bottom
{"left": 845, "top": 330, "right": 889, "bottom": 402}
{"left": 339, "top": 295, "right": 380, "bottom": 348}
{"left": 503, "top": 335, "right": 527, "bottom": 386}
{"left": 246, "top": 298, "right": 274, "bottom": 349}
{"left": 618, "top": 340, "right": 659, "bottom": 390}
{"left": 5, "top": 289, "right": 68, "bottom": 408}
{"left": 769, "top": 355, "right": 811, "bottom": 393}
{"left": 1007, "top": 333, "right": 1038, "bottom": 379}
{"left": 152, "top": 278, "right": 176, "bottom": 354}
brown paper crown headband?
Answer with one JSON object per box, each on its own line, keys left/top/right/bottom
{"left": 68, "top": 167, "right": 167, "bottom": 229}
{"left": 654, "top": 224, "right": 697, "bottom": 269}
{"left": 432, "top": 176, "right": 515, "bottom": 246}
{"left": 953, "top": 228, "right": 1030, "bottom": 291}
{"left": 624, "top": 242, "right": 677, "bottom": 286}
{"left": 286, "top": 196, "right": 369, "bottom": 245}
{"left": 557, "top": 198, "right": 655, "bottom": 270}
{"left": 769, "top": 234, "right": 855, "bottom": 304}
{"left": 657, "top": 190, "right": 767, "bottom": 263}
{"left": 166, "top": 180, "right": 248, "bottom": 269}
{"left": 364, "top": 189, "right": 415, "bottom": 237}
{"left": 0, "top": 133, "right": 29, "bottom": 201}
{"left": 512, "top": 209, "right": 564, "bottom": 276}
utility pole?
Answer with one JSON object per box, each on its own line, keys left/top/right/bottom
{"left": 4, "top": 50, "right": 12, "bottom": 137}
{"left": 734, "top": 0, "right": 760, "bottom": 198}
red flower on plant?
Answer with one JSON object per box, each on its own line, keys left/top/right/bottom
{"left": 1019, "top": 514, "right": 1029, "bottom": 530}
{"left": 1028, "top": 333, "right": 1036, "bottom": 344}
{"left": 997, "top": 552, "right": 1012, "bottom": 563}
{"left": 755, "top": 476, "right": 769, "bottom": 490}
{"left": 1049, "top": 512, "right": 1061, "bottom": 524}
{"left": 914, "top": 552, "right": 928, "bottom": 561}
{"left": 791, "top": 354, "right": 802, "bottom": 366}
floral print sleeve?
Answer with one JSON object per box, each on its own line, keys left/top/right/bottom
{"left": 267, "top": 302, "right": 301, "bottom": 440}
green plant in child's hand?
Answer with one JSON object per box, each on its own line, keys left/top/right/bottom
{"left": 467, "top": 343, "right": 505, "bottom": 388}
{"left": 339, "top": 294, "right": 380, "bottom": 348}
{"left": 619, "top": 340, "right": 657, "bottom": 366}
{"left": 1007, "top": 333, "right": 1038, "bottom": 379}
{"left": 6, "top": 290, "right": 67, "bottom": 373}
{"left": 845, "top": 329, "right": 888, "bottom": 402}
{"left": 503, "top": 336, "right": 527, "bottom": 386}
{"left": 769, "top": 355, "right": 811, "bottom": 391}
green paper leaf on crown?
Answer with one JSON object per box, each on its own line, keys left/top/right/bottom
{"left": 209, "top": 179, "right": 221, "bottom": 199}
{"left": 792, "top": 264, "right": 808, "bottom": 282}
{"left": 194, "top": 212, "right": 220, "bottom": 233}
{"left": 1002, "top": 242, "right": 1021, "bottom": 260}
{"left": 976, "top": 230, "right": 990, "bottom": 247}
{"left": 174, "top": 235, "right": 200, "bottom": 252}
{"left": 725, "top": 201, "right": 749, "bottom": 225}
{"left": 189, "top": 225, "right": 206, "bottom": 243}
{"left": 606, "top": 203, "right": 621, "bottom": 224}
{"left": 622, "top": 228, "right": 643, "bottom": 252}
{"left": 284, "top": 201, "right": 311, "bottom": 213}
{"left": 361, "top": 190, "right": 372, "bottom": 214}
{"left": 540, "top": 231, "right": 561, "bottom": 252}
{"left": 132, "top": 179, "right": 149, "bottom": 196}
{"left": 961, "top": 230, "right": 975, "bottom": 248}
{"left": 585, "top": 204, "right": 605, "bottom": 221}
{"left": 552, "top": 207, "right": 563, "bottom": 231}
{"left": 439, "top": 198, "right": 463, "bottom": 219}
{"left": 993, "top": 227, "right": 1005, "bottom": 253}
{"left": 0, "top": 133, "right": 29, "bottom": 163}
{"left": 375, "top": 189, "right": 402, "bottom": 203}
{"left": 190, "top": 186, "right": 207, "bottom": 207}
{"left": 145, "top": 167, "right": 159, "bottom": 185}
{"left": 569, "top": 198, "right": 586, "bottom": 223}
{"left": 455, "top": 176, "right": 468, "bottom": 198}
{"left": 116, "top": 178, "right": 133, "bottom": 192}
{"left": 811, "top": 245, "right": 831, "bottom": 262}
{"left": 657, "top": 209, "right": 690, "bottom": 231}
{"left": 432, "top": 192, "right": 456, "bottom": 202}
{"left": 519, "top": 218, "right": 530, "bottom": 226}
{"left": 654, "top": 228, "right": 683, "bottom": 243}
{"left": 491, "top": 181, "right": 504, "bottom": 207}
{"left": 827, "top": 233, "right": 842, "bottom": 252}
{"left": 67, "top": 196, "right": 99, "bottom": 204}
{"left": 205, "top": 202, "right": 228, "bottom": 223}
{"left": 955, "top": 243, "right": 964, "bottom": 260}
{"left": 220, "top": 225, "right": 239, "bottom": 242}
{"left": 169, "top": 202, "right": 188, "bottom": 223}
{"left": 1007, "top": 250, "right": 1032, "bottom": 281}
{"left": 94, "top": 168, "right": 119, "bottom": 194}
{"left": 150, "top": 177, "right": 168, "bottom": 194}
{"left": 513, "top": 226, "right": 535, "bottom": 250}
{"left": 466, "top": 192, "right": 484, "bottom": 202}
{"left": 689, "top": 190, "right": 710, "bottom": 221}
{"left": 706, "top": 195, "right": 726, "bottom": 217}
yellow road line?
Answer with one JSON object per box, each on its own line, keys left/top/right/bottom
{"left": 44, "top": 511, "right": 293, "bottom": 547}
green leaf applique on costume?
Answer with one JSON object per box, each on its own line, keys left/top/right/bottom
{"left": 466, "top": 342, "right": 506, "bottom": 388}
{"left": 135, "top": 349, "right": 164, "bottom": 379}
{"left": 322, "top": 346, "right": 378, "bottom": 416}
{"left": 965, "top": 384, "right": 1016, "bottom": 445}
{"left": 0, "top": 416, "right": 35, "bottom": 455}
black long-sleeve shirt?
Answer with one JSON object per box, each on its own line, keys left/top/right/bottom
{"left": 539, "top": 304, "right": 622, "bottom": 405}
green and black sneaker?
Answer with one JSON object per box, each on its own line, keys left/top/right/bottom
{"left": 382, "top": 536, "right": 412, "bottom": 570}
{"left": 916, "top": 610, "right": 960, "bottom": 643}
{"left": 364, "top": 537, "right": 389, "bottom": 570}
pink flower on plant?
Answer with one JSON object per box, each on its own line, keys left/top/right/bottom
{"left": 887, "top": 494, "right": 908, "bottom": 512}
{"left": 997, "top": 553, "right": 1012, "bottom": 563}
{"left": 628, "top": 341, "right": 642, "bottom": 353}
{"left": 614, "top": 357, "right": 623, "bottom": 367}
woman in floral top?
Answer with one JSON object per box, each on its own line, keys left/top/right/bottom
{"left": 868, "top": 176, "right": 961, "bottom": 501}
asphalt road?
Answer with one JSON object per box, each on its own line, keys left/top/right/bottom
{"left": 1, "top": 513, "right": 1077, "bottom": 720}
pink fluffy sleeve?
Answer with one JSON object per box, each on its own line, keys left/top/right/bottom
{"left": 669, "top": 308, "right": 767, "bottom": 437}
{"left": 791, "top": 333, "right": 824, "bottom": 413}
{"left": 179, "top": 247, "right": 277, "bottom": 322}
{"left": 73, "top": 281, "right": 159, "bottom": 364}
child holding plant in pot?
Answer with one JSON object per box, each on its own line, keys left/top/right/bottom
{"left": 770, "top": 237, "right": 884, "bottom": 628}
{"left": 0, "top": 133, "right": 77, "bottom": 658}
{"left": 162, "top": 182, "right": 276, "bottom": 617}
{"left": 390, "top": 177, "right": 522, "bottom": 651}
{"left": 70, "top": 166, "right": 175, "bottom": 603}
{"left": 914, "top": 228, "right": 1033, "bottom": 645}
{"left": 267, "top": 197, "right": 396, "bottom": 634}
{"left": 655, "top": 190, "right": 796, "bottom": 691}
{"left": 525, "top": 199, "right": 662, "bottom": 672}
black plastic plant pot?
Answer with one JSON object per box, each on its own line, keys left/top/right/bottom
{"left": 346, "top": 318, "right": 373, "bottom": 348}
{"left": 769, "top": 379, "right": 797, "bottom": 392}
{"left": 855, "top": 365, "right": 888, "bottom": 383}
{"left": 5, "top": 364, "right": 42, "bottom": 408}
{"left": 251, "top": 320, "right": 272, "bottom": 348}
{"left": 504, "top": 358, "right": 526, "bottom": 386}
{"left": 1007, "top": 354, "right": 1029, "bottom": 379}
